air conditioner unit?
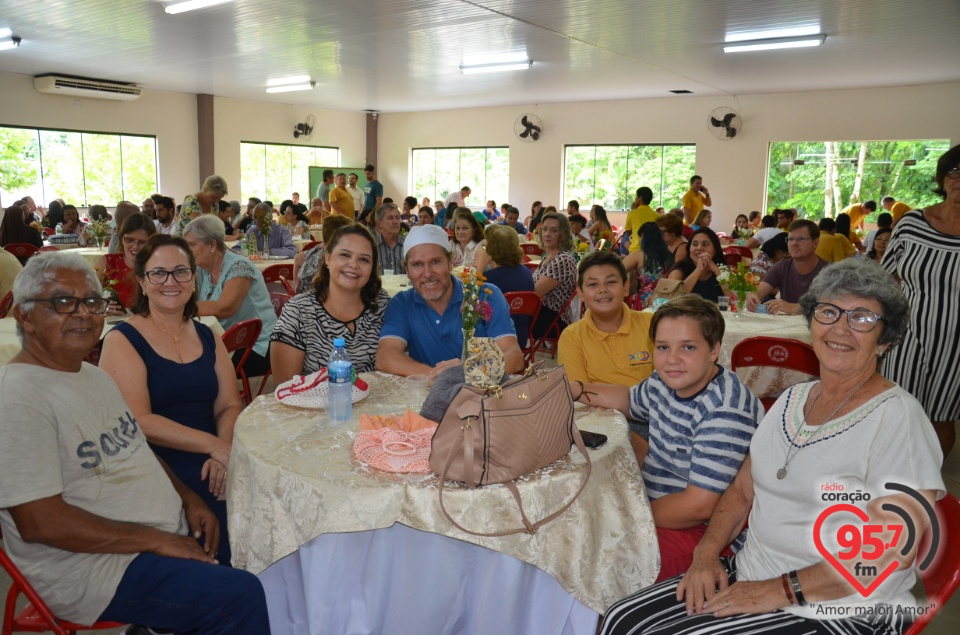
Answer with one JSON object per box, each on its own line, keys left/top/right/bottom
{"left": 33, "top": 74, "right": 143, "bottom": 101}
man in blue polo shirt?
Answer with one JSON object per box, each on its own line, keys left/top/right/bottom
{"left": 376, "top": 224, "right": 524, "bottom": 377}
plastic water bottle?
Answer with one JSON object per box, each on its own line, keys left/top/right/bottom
{"left": 55, "top": 223, "right": 63, "bottom": 235}
{"left": 327, "top": 338, "right": 352, "bottom": 427}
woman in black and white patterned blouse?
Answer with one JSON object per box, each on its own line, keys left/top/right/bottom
{"left": 270, "top": 224, "right": 390, "bottom": 385}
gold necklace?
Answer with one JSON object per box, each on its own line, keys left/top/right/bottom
{"left": 151, "top": 316, "right": 187, "bottom": 344}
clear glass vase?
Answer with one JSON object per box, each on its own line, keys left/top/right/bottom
{"left": 461, "top": 327, "right": 474, "bottom": 363}
{"left": 734, "top": 291, "right": 748, "bottom": 316}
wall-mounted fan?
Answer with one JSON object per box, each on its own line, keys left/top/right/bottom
{"left": 514, "top": 113, "right": 543, "bottom": 142}
{"left": 707, "top": 107, "right": 741, "bottom": 140}
{"left": 293, "top": 114, "right": 315, "bottom": 140}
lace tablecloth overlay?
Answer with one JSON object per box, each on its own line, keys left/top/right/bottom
{"left": 228, "top": 372, "right": 658, "bottom": 613}
{"left": 720, "top": 312, "right": 815, "bottom": 401}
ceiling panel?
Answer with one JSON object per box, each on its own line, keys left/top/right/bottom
{"left": 0, "top": 0, "right": 956, "bottom": 112}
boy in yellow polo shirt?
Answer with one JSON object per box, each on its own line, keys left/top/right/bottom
{"left": 558, "top": 251, "right": 654, "bottom": 388}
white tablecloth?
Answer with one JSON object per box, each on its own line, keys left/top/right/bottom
{"left": 260, "top": 523, "right": 597, "bottom": 635}
{"left": 251, "top": 257, "right": 296, "bottom": 272}
{"left": 0, "top": 315, "right": 223, "bottom": 366}
{"left": 67, "top": 247, "right": 109, "bottom": 267}
{"left": 228, "top": 373, "right": 659, "bottom": 632}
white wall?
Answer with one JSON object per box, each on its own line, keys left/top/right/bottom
{"left": 212, "top": 97, "right": 367, "bottom": 200}
{"left": 378, "top": 82, "right": 960, "bottom": 226}
{"left": 0, "top": 71, "right": 368, "bottom": 206}
{"left": 0, "top": 70, "right": 197, "bottom": 204}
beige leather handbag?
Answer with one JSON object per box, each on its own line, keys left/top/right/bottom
{"left": 430, "top": 363, "right": 591, "bottom": 537}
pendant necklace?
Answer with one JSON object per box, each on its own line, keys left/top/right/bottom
{"left": 777, "top": 375, "right": 871, "bottom": 480}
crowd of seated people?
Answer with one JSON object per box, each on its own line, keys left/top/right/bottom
{"left": 3, "top": 145, "right": 959, "bottom": 635}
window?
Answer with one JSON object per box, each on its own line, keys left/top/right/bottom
{"left": 0, "top": 126, "right": 158, "bottom": 207}
{"left": 767, "top": 140, "right": 949, "bottom": 219}
{"left": 240, "top": 142, "right": 339, "bottom": 203}
{"left": 412, "top": 147, "right": 509, "bottom": 208}
{"left": 563, "top": 144, "right": 696, "bottom": 211}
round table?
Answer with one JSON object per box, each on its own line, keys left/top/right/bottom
{"left": 228, "top": 374, "right": 658, "bottom": 632}
{"left": 66, "top": 247, "right": 109, "bottom": 267}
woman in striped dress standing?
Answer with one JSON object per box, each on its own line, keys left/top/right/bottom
{"left": 881, "top": 143, "right": 960, "bottom": 457}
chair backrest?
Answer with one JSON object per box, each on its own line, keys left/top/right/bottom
{"left": 261, "top": 263, "right": 294, "bottom": 284}
{"left": 723, "top": 252, "right": 742, "bottom": 267}
{"left": 221, "top": 318, "right": 263, "bottom": 405}
{"left": 724, "top": 245, "right": 753, "bottom": 259}
{"left": 905, "top": 492, "right": 960, "bottom": 634}
{"left": 504, "top": 291, "right": 541, "bottom": 320}
{"left": 4, "top": 243, "right": 39, "bottom": 261}
{"left": 521, "top": 243, "right": 543, "bottom": 256}
{"left": 523, "top": 262, "right": 539, "bottom": 274}
{"left": 301, "top": 240, "right": 321, "bottom": 252}
{"left": 270, "top": 292, "right": 291, "bottom": 318}
{"left": 43, "top": 227, "right": 55, "bottom": 236}
{"left": 0, "top": 291, "right": 13, "bottom": 319}
{"left": 730, "top": 336, "right": 820, "bottom": 409}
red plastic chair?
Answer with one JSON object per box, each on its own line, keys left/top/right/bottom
{"left": 4, "top": 244, "right": 39, "bottom": 265}
{"left": 277, "top": 276, "right": 296, "bottom": 295}
{"left": 905, "top": 492, "right": 960, "bottom": 633}
{"left": 724, "top": 246, "right": 753, "bottom": 260}
{"left": 527, "top": 287, "right": 578, "bottom": 362}
{"left": 43, "top": 227, "right": 55, "bottom": 236}
{"left": 503, "top": 291, "right": 542, "bottom": 364}
{"left": 269, "top": 292, "right": 291, "bottom": 318}
{"left": 723, "top": 252, "right": 742, "bottom": 267}
{"left": 301, "top": 240, "right": 321, "bottom": 252}
{"left": 521, "top": 243, "right": 543, "bottom": 257}
{"left": 220, "top": 318, "right": 263, "bottom": 405}
{"left": 261, "top": 263, "right": 294, "bottom": 285}
{"left": 730, "top": 336, "right": 820, "bottom": 410}
{"left": 523, "top": 262, "right": 539, "bottom": 274}
{"left": 1, "top": 527, "right": 124, "bottom": 635}
{"left": 0, "top": 291, "right": 12, "bottom": 319}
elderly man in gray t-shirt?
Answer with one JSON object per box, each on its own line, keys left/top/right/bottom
{"left": 0, "top": 252, "right": 270, "bottom": 633}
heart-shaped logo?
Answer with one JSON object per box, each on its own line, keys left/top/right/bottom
{"left": 813, "top": 504, "right": 900, "bottom": 597}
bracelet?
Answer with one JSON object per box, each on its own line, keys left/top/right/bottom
{"left": 572, "top": 381, "right": 597, "bottom": 404}
{"left": 788, "top": 570, "right": 806, "bottom": 607}
{"left": 780, "top": 573, "right": 796, "bottom": 605}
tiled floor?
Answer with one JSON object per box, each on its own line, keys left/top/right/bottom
{"left": 4, "top": 435, "right": 960, "bottom": 634}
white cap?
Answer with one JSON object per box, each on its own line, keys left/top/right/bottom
{"left": 402, "top": 224, "right": 451, "bottom": 259}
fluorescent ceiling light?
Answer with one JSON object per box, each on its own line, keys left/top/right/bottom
{"left": 265, "top": 82, "right": 316, "bottom": 93}
{"left": 0, "top": 36, "right": 21, "bottom": 52}
{"left": 461, "top": 51, "right": 531, "bottom": 74}
{"left": 165, "top": 0, "right": 234, "bottom": 15}
{"left": 725, "top": 26, "right": 821, "bottom": 43}
{"left": 723, "top": 34, "right": 825, "bottom": 53}
{"left": 267, "top": 75, "right": 311, "bottom": 87}
{"left": 460, "top": 61, "right": 531, "bottom": 74}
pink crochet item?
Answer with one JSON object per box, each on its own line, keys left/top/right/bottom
{"left": 275, "top": 368, "right": 370, "bottom": 409}
{"left": 353, "top": 410, "right": 438, "bottom": 474}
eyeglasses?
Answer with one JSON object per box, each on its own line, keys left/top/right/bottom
{"left": 812, "top": 302, "right": 884, "bottom": 332}
{"left": 30, "top": 296, "right": 109, "bottom": 314}
{"left": 144, "top": 267, "right": 195, "bottom": 284}
{"left": 786, "top": 236, "right": 811, "bottom": 244}
{"left": 122, "top": 236, "right": 148, "bottom": 248}
{"left": 946, "top": 167, "right": 960, "bottom": 180}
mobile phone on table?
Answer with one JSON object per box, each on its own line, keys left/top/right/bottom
{"left": 579, "top": 430, "right": 608, "bottom": 449}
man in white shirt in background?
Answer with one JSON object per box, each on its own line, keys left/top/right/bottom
{"left": 444, "top": 186, "right": 471, "bottom": 209}
{"left": 154, "top": 196, "right": 178, "bottom": 235}
{"left": 348, "top": 173, "right": 364, "bottom": 216}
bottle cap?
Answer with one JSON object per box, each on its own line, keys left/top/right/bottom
{"left": 334, "top": 337, "right": 346, "bottom": 347}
